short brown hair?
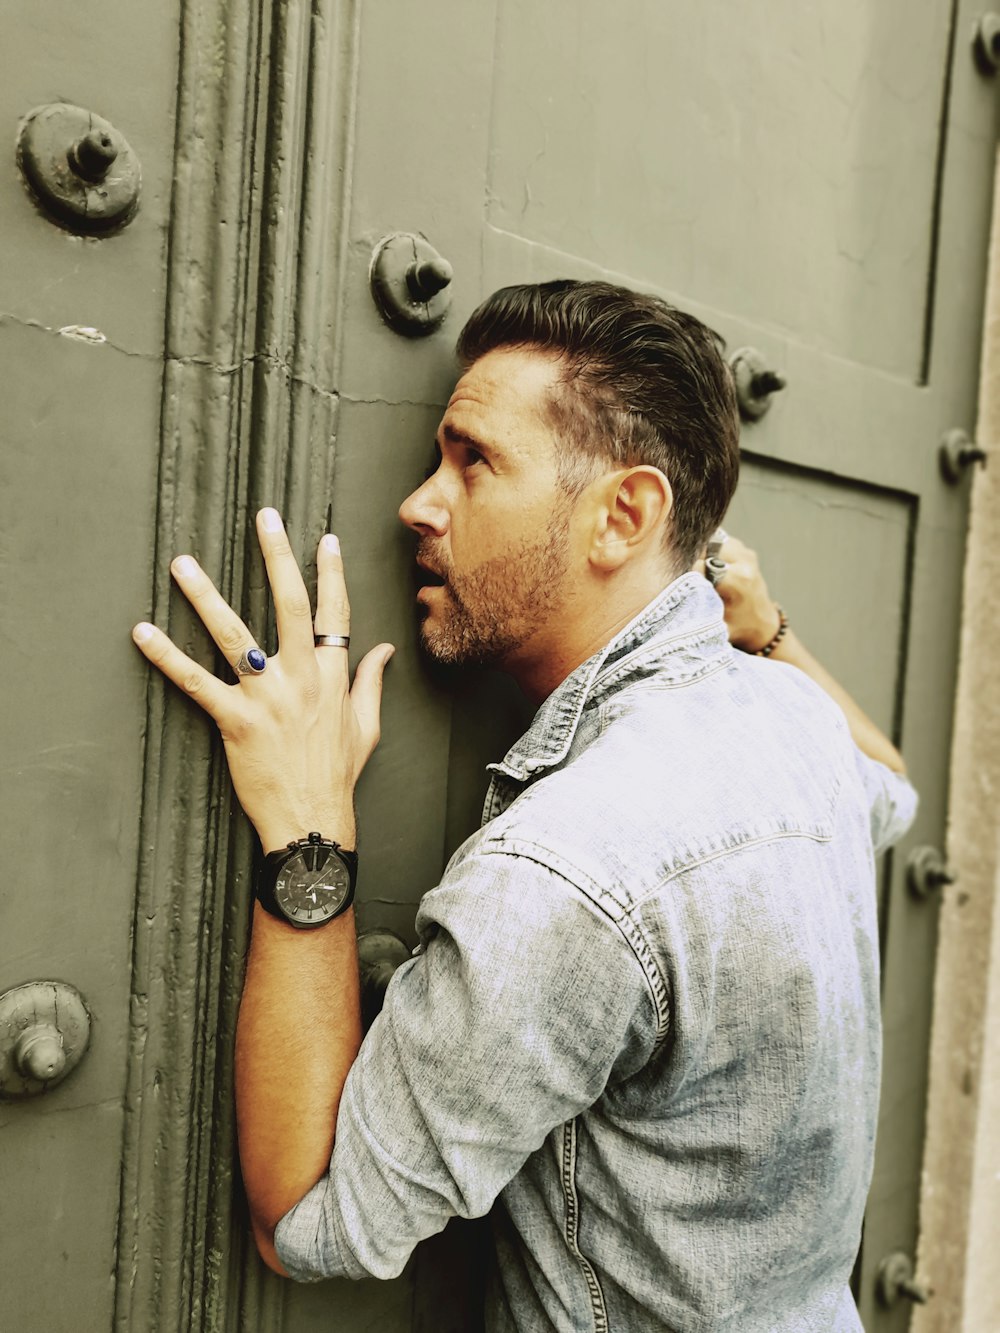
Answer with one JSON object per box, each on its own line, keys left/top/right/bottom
{"left": 456, "top": 280, "right": 740, "bottom": 570}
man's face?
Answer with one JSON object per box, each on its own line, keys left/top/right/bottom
{"left": 398, "top": 347, "right": 578, "bottom": 668}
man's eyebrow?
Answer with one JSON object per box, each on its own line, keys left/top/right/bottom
{"left": 438, "top": 423, "right": 499, "bottom": 454}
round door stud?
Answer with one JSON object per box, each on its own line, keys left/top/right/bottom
{"left": 876, "top": 1252, "right": 930, "bottom": 1307}
{"left": 357, "top": 927, "right": 410, "bottom": 1029}
{"left": 0, "top": 981, "right": 91, "bottom": 1099}
{"left": 906, "top": 845, "right": 956, "bottom": 900}
{"left": 729, "top": 347, "right": 787, "bottom": 421}
{"left": 369, "top": 233, "right": 454, "bottom": 336}
{"left": 940, "top": 428, "right": 987, "bottom": 483}
{"left": 974, "top": 14, "right": 1000, "bottom": 74}
{"left": 17, "top": 103, "right": 141, "bottom": 234}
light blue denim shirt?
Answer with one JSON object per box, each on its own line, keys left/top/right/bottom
{"left": 275, "top": 574, "right": 918, "bottom": 1331}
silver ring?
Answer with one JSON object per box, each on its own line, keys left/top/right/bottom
{"left": 236, "top": 647, "right": 267, "bottom": 675}
{"left": 705, "top": 557, "right": 728, "bottom": 589}
{"left": 314, "top": 634, "right": 350, "bottom": 648}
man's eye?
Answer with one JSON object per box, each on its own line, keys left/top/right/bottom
{"left": 465, "top": 448, "right": 486, "bottom": 469}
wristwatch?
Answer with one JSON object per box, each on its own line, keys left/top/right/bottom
{"left": 256, "top": 832, "right": 358, "bottom": 929}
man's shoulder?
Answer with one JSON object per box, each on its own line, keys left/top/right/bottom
{"left": 479, "top": 655, "right": 859, "bottom": 914}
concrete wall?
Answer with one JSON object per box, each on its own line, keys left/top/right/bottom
{"left": 913, "top": 145, "right": 1000, "bottom": 1333}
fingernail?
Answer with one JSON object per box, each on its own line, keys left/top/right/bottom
{"left": 322, "top": 533, "right": 340, "bottom": 554}
{"left": 133, "top": 622, "right": 154, "bottom": 642}
{"left": 173, "top": 555, "right": 197, "bottom": 578}
{"left": 260, "top": 508, "right": 282, "bottom": 532}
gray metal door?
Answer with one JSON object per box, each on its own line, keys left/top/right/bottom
{"left": 2, "top": 2, "right": 996, "bottom": 1331}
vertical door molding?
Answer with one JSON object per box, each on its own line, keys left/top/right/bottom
{"left": 113, "top": 2, "right": 361, "bottom": 1330}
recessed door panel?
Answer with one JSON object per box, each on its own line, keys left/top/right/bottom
{"left": 727, "top": 458, "right": 914, "bottom": 734}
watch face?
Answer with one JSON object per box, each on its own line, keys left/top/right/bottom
{"left": 274, "top": 844, "right": 351, "bottom": 927}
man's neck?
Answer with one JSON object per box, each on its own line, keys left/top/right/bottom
{"left": 506, "top": 568, "right": 684, "bottom": 704}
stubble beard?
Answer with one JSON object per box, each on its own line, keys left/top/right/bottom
{"left": 418, "top": 510, "right": 572, "bottom": 668}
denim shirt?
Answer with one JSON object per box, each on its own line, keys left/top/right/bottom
{"left": 275, "top": 574, "right": 918, "bottom": 1332}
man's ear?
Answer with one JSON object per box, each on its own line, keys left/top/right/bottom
{"left": 588, "top": 466, "right": 673, "bottom": 571}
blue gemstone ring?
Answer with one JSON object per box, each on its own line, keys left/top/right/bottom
{"left": 236, "top": 647, "right": 267, "bottom": 676}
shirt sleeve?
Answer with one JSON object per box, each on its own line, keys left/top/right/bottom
{"left": 273, "top": 848, "right": 655, "bottom": 1282}
{"left": 853, "top": 747, "right": 919, "bottom": 855}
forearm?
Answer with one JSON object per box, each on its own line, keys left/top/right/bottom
{"left": 236, "top": 893, "right": 362, "bottom": 1274}
{"left": 132, "top": 513, "right": 390, "bottom": 1275}
{"left": 769, "top": 627, "right": 907, "bottom": 775}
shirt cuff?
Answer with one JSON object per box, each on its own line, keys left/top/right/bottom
{"left": 273, "top": 1173, "right": 369, "bottom": 1283}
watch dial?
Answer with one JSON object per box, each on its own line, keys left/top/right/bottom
{"left": 274, "top": 844, "right": 351, "bottom": 925}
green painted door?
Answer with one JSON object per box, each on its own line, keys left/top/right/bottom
{"left": 0, "top": 1, "right": 184, "bottom": 1328}
{"left": 2, "top": 2, "right": 996, "bottom": 1331}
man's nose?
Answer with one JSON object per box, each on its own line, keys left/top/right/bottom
{"left": 398, "top": 475, "right": 449, "bottom": 535}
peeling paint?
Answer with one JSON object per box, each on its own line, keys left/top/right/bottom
{"left": 1, "top": 311, "right": 339, "bottom": 398}
{"left": 58, "top": 324, "right": 107, "bottom": 345}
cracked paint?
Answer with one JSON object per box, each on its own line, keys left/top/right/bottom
{"left": 58, "top": 324, "right": 107, "bottom": 344}
{"left": 0, "top": 310, "right": 339, "bottom": 399}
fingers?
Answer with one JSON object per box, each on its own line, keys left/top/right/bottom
{"left": 255, "top": 508, "right": 316, "bottom": 663}
{"left": 719, "top": 535, "right": 753, "bottom": 566}
{"left": 132, "top": 622, "right": 234, "bottom": 722}
{"left": 706, "top": 526, "right": 727, "bottom": 560}
{"left": 314, "top": 533, "right": 351, "bottom": 639}
{"left": 169, "top": 554, "right": 264, "bottom": 678}
{"left": 350, "top": 644, "right": 395, "bottom": 751}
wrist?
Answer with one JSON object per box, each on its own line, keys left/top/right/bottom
{"left": 733, "top": 604, "right": 782, "bottom": 654}
{"left": 258, "top": 808, "right": 356, "bottom": 856}
{"left": 748, "top": 605, "right": 789, "bottom": 658}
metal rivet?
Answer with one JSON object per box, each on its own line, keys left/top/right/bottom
{"left": 940, "top": 428, "right": 988, "bottom": 483}
{"left": 68, "top": 129, "right": 119, "bottom": 183}
{"left": 876, "top": 1252, "right": 930, "bottom": 1307}
{"left": 406, "top": 257, "right": 453, "bottom": 303}
{"left": 17, "top": 103, "right": 140, "bottom": 234}
{"left": 973, "top": 14, "right": 1000, "bottom": 74}
{"left": 15, "top": 1027, "right": 66, "bottom": 1083}
{"left": 0, "top": 981, "right": 91, "bottom": 1099}
{"left": 370, "top": 233, "right": 454, "bottom": 337}
{"left": 729, "top": 347, "right": 787, "bottom": 421}
{"left": 906, "top": 845, "right": 955, "bottom": 899}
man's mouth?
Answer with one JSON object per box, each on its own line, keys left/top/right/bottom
{"left": 416, "top": 561, "right": 447, "bottom": 590}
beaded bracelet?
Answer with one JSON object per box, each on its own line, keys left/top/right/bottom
{"left": 755, "top": 606, "right": 789, "bottom": 658}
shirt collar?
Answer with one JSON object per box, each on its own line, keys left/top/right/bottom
{"left": 488, "top": 573, "right": 730, "bottom": 784}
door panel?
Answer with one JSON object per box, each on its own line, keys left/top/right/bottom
{"left": 488, "top": 0, "right": 951, "bottom": 379}
{"left": 726, "top": 460, "right": 913, "bottom": 738}
{"left": 0, "top": 0, "right": 180, "bottom": 1325}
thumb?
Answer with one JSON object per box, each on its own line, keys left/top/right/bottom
{"left": 350, "top": 643, "right": 395, "bottom": 748}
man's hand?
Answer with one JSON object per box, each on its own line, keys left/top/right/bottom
{"left": 698, "top": 530, "right": 907, "bottom": 773}
{"left": 132, "top": 507, "right": 394, "bottom": 852}
{"left": 696, "top": 534, "right": 781, "bottom": 653}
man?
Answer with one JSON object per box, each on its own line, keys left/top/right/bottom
{"left": 132, "top": 281, "right": 916, "bottom": 1331}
